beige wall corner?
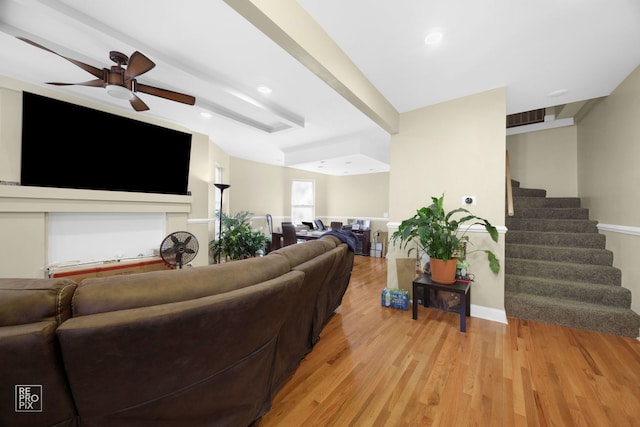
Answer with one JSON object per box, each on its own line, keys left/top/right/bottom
{"left": 387, "top": 87, "right": 507, "bottom": 314}
{"left": 578, "top": 64, "right": 640, "bottom": 313}
{"left": 507, "top": 125, "right": 578, "bottom": 197}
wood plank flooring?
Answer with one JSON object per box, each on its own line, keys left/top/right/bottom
{"left": 259, "top": 255, "right": 640, "bottom": 427}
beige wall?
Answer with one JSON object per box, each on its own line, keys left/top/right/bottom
{"left": 387, "top": 87, "right": 507, "bottom": 318}
{"left": 227, "top": 158, "right": 327, "bottom": 232}
{"left": 327, "top": 172, "right": 389, "bottom": 217}
{"left": 507, "top": 125, "right": 578, "bottom": 197}
{"left": 228, "top": 157, "right": 390, "bottom": 235}
{"left": 577, "top": 64, "right": 640, "bottom": 313}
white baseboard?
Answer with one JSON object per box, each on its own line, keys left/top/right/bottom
{"left": 470, "top": 304, "right": 508, "bottom": 324}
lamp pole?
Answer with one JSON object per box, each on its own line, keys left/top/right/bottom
{"left": 214, "top": 184, "right": 230, "bottom": 239}
{"left": 214, "top": 184, "right": 230, "bottom": 264}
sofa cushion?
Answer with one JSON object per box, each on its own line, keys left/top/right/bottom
{"left": 0, "top": 278, "right": 76, "bottom": 326}
{"left": 72, "top": 254, "right": 291, "bottom": 316}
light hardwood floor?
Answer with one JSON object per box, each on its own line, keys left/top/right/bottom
{"left": 259, "top": 255, "right": 640, "bottom": 427}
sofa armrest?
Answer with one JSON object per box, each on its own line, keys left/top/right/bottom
{"left": 0, "top": 322, "right": 77, "bottom": 427}
{"left": 0, "top": 278, "right": 77, "bottom": 326}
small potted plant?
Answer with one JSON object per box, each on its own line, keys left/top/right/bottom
{"left": 391, "top": 194, "right": 500, "bottom": 284}
{"left": 209, "top": 211, "right": 268, "bottom": 263}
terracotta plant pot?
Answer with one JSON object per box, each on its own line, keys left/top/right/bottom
{"left": 430, "top": 258, "right": 457, "bottom": 284}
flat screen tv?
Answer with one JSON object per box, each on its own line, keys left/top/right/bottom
{"left": 20, "top": 92, "right": 192, "bottom": 196}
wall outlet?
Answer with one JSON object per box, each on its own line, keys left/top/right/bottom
{"left": 462, "top": 195, "right": 476, "bottom": 206}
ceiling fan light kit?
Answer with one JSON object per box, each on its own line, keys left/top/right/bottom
{"left": 105, "top": 84, "right": 133, "bottom": 100}
{"left": 17, "top": 37, "right": 195, "bottom": 112}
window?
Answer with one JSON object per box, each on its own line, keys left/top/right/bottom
{"left": 291, "top": 180, "right": 314, "bottom": 224}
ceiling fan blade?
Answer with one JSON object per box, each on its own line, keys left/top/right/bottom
{"left": 124, "top": 51, "right": 155, "bottom": 81}
{"left": 134, "top": 82, "right": 196, "bottom": 106}
{"left": 129, "top": 94, "right": 149, "bottom": 112}
{"left": 47, "top": 79, "right": 105, "bottom": 87}
{"left": 17, "top": 37, "right": 104, "bottom": 80}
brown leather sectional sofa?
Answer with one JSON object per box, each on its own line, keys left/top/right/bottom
{"left": 0, "top": 235, "right": 354, "bottom": 427}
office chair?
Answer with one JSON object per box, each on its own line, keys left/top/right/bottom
{"left": 330, "top": 221, "right": 343, "bottom": 230}
{"left": 302, "top": 221, "right": 315, "bottom": 230}
{"left": 281, "top": 223, "right": 298, "bottom": 246}
{"left": 266, "top": 214, "right": 273, "bottom": 235}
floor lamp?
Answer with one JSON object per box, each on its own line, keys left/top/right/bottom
{"left": 214, "top": 183, "right": 230, "bottom": 239}
{"left": 214, "top": 183, "right": 230, "bottom": 263}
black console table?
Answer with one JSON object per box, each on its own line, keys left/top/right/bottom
{"left": 412, "top": 274, "right": 471, "bottom": 332}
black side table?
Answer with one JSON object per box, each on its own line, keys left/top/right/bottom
{"left": 412, "top": 274, "right": 471, "bottom": 332}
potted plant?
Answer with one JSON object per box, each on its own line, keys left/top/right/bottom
{"left": 209, "top": 211, "right": 268, "bottom": 263}
{"left": 391, "top": 194, "right": 500, "bottom": 284}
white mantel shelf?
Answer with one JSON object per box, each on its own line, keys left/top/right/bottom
{"left": 0, "top": 185, "right": 193, "bottom": 213}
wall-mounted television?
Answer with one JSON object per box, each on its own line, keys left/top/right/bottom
{"left": 20, "top": 92, "right": 192, "bottom": 196}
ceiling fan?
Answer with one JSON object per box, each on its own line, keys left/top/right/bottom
{"left": 17, "top": 37, "right": 196, "bottom": 112}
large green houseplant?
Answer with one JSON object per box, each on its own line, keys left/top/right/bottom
{"left": 391, "top": 194, "right": 500, "bottom": 284}
{"left": 209, "top": 211, "right": 268, "bottom": 263}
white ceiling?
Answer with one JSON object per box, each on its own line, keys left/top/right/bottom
{"left": 1, "top": 0, "right": 638, "bottom": 176}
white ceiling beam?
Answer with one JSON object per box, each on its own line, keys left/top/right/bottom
{"left": 224, "top": 0, "right": 399, "bottom": 135}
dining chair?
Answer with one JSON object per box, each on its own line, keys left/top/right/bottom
{"left": 330, "top": 221, "right": 343, "bottom": 230}
{"left": 281, "top": 223, "right": 298, "bottom": 246}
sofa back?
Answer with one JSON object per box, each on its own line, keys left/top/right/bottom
{"left": 72, "top": 254, "right": 291, "bottom": 316}
{"left": 56, "top": 270, "right": 305, "bottom": 427}
{"left": 265, "top": 236, "right": 353, "bottom": 393}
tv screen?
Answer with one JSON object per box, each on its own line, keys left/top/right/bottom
{"left": 20, "top": 92, "right": 192, "bottom": 196}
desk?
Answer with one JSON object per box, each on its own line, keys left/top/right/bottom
{"left": 295, "top": 231, "right": 324, "bottom": 240}
{"left": 412, "top": 274, "right": 471, "bottom": 332}
{"left": 270, "top": 230, "right": 323, "bottom": 250}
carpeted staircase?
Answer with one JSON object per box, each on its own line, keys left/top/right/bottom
{"left": 505, "top": 180, "right": 640, "bottom": 337}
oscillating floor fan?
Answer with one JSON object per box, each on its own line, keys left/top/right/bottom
{"left": 160, "top": 231, "right": 199, "bottom": 269}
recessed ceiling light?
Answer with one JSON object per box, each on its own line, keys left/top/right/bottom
{"left": 200, "top": 111, "right": 212, "bottom": 118}
{"left": 547, "top": 89, "right": 568, "bottom": 98}
{"left": 424, "top": 31, "right": 443, "bottom": 45}
{"left": 257, "top": 85, "right": 272, "bottom": 94}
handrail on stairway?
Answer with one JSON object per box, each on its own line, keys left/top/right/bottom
{"left": 506, "top": 149, "right": 514, "bottom": 216}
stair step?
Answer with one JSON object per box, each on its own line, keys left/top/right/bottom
{"left": 513, "top": 196, "right": 582, "bottom": 209}
{"left": 506, "top": 218, "right": 599, "bottom": 233}
{"left": 512, "top": 187, "right": 546, "bottom": 197}
{"left": 505, "top": 183, "right": 637, "bottom": 337}
{"left": 505, "top": 291, "right": 640, "bottom": 337}
{"left": 511, "top": 207, "right": 589, "bottom": 220}
{"left": 506, "top": 244, "right": 614, "bottom": 266}
{"left": 505, "top": 230, "right": 606, "bottom": 248}
{"left": 505, "top": 258, "right": 621, "bottom": 285}
{"left": 505, "top": 274, "right": 632, "bottom": 308}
